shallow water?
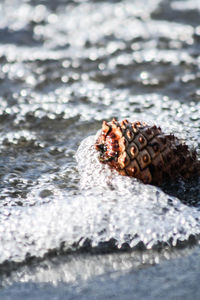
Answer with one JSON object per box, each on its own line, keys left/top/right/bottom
{"left": 0, "top": 0, "right": 200, "bottom": 298}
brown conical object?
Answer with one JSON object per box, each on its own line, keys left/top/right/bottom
{"left": 95, "top": 119, "right": 200, "bottom": 185}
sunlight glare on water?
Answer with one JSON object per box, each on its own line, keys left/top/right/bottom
{"left": 0, "top": 0, "right": 200, "bottom": 295}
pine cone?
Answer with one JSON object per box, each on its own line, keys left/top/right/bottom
{"left": 95, "top": 119, "right": 200, "bottom": 186}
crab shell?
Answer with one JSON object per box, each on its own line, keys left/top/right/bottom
{"left": 95, "top": 119, "right": 199, "bottom": 185}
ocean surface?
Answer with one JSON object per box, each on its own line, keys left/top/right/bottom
{"left": 0, "top": 0, "right": 200, "bottom": 299}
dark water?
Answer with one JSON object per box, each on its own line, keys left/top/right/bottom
{"left": 0, "top": 0, "right": 200, "bottom": 299}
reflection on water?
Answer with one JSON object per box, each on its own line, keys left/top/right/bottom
{"left": 0, "top": 0, "right": 199, "bottom": 293}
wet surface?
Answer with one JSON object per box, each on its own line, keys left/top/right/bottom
{"left": 0, "top": 0, "right": 200, "bottom": 298}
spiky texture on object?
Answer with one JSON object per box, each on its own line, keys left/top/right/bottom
{"left": 95, "top": 119, "right": 200, "bottom": 186}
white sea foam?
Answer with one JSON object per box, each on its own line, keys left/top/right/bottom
{"left": 75, "top": 135, "right": 200, "bottom": 249}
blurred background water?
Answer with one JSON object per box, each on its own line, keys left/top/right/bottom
{"left": 0, "top": 0, "right": 200, "bottom": 299}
